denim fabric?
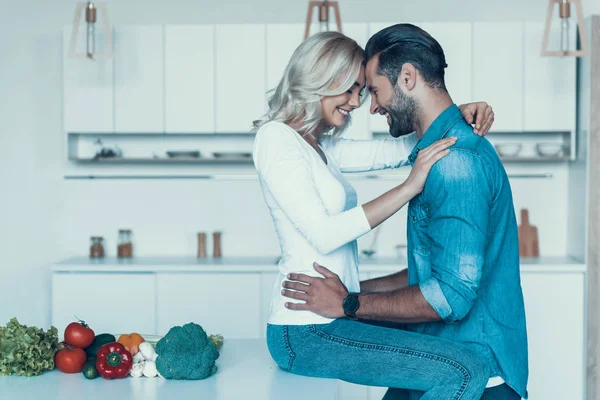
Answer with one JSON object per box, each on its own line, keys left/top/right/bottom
{"left": 405, "top": 105, "right": 528, "bottom": 398}
{"left": 267, "top": 320, "right": 490, "bottom": 400}
{"left": 383, "top": 383, "right": 521, "bottom": 400}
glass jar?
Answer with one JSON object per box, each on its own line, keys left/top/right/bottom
{"left": 117, "top": 229, "right": 133, "bottom": 258}
{"left": 90, "top": 236, "right": 105, "bottom": 258}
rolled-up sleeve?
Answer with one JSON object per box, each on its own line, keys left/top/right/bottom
{"left": 418, "top": 150, "right": 492, "bottom": 323}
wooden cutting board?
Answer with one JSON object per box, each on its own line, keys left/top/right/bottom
{"left": 518, "top": 208, "right": 539, "bottom": 257}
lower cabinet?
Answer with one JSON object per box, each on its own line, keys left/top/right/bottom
{"left": 51, "top": 269, "right": 585, "bottom": 400}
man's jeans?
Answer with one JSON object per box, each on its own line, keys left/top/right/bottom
{"left": 267, "top": 319, "right": 489, "bottom": 400}
{"left": 384, "top": 383, "right": 521, "bottom": 400}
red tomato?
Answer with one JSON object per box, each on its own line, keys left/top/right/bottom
{"left": 64, "top": 321, "right": 95, "bottom": 348}
{"left": 55, "top": 347, "right": 87, "bottom": 373}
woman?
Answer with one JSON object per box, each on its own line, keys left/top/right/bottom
{"left": 253, "top": 32, "right": 493, "bottom": 399}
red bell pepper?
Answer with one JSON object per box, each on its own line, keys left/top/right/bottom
{"left": 95, "top": 342, "right": 132, "bottom": 379}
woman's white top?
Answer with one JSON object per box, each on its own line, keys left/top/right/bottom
{"left": 253, "top": 121, "right": 417, "bottom": 325}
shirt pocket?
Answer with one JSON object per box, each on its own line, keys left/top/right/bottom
{"left": 408, "top": 197, "right": 429, "bottom": 225}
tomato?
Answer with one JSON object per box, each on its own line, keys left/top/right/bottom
{"left": 64, "top": 320, "right": 95, "bottom": 349}
{"left": 55, "top": 347, "right": 87, "bottom": 373}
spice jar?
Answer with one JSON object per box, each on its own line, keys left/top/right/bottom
{"left": 117, "top": 229, "right": 133, "bottom": 258}
{"left": 197, "top": 232, "right": 207, "bottom": 259}
{"left": 90, "top": 236, "right": 105, "bottom": 258}
{"left": 213, "top": 232, "right": 222, "bottom": 258}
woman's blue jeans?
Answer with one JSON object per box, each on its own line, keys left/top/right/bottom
{"left": 267, "top": 318, "right": 490, "bottom": 400}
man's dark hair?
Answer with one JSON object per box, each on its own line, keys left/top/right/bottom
{"left": 365, "top": 23, "right": 448, "bottom": 91}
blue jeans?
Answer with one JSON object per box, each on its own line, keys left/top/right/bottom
{"left": 384, "top": 383, "right": 521, "bottom": 400}
{"left": 267, "top": 319, "right": 490, "bottom": 400}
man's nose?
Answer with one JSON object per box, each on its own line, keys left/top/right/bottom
{"left": 370, "top": 96, "right": 379, "bottom": 115}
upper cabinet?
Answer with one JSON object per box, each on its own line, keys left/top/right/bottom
{"left": 419, "top": 23, "right": 472, "bottom": 106}
{"left": 63, "top": 26, "right": 114, "bottom": 133}
{"left": 523, "top": 22, "right": 576, "bottom": 133}
{"left": 62, "top": 22, "right": 576, "bottom": 137}
{"left": 473, "top": 22, "right": 525, "bottom": 131}
{"left": 113, "top": 25, "right": 164, "bottom": 133}
{"left": 165, "top": 25, "right": 215, "bottom": 133}
{"left": 215, "top": 24, "right": 266, "bottom": 133}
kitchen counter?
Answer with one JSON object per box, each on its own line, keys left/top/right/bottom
{"left": 0, "top": 339, "right": 338, "bottom": 400}
{"left": 52, "top": 255, "right": 586, "bottom": 273}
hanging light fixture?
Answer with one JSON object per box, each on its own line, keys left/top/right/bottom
{"left": 304, "top": 1, "right": 343, "bottom": 39}
{"left": 68, "top": 1, "right": 113, "bottom": 60}
{"left": 541, "top": 0, "right": 588, "bottom": 57}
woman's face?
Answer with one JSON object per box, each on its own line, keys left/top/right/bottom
{"left": 320, "top": 65, "right": 366, "bottom": 129}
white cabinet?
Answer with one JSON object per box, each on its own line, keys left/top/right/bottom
{"left": 165, "top": 25, "right": 215, "bottom": 133}
{"left": 156, "top": 273, "right": 262, "bottom": 338}
{"left": 62, "top": 26, "right": 114, "bottom": 133}
{"left": 266, "top": 24, "right": 305, "bottom": 92}
{"left": 521, "top": 271, "right": 585, "bottom": 400}
{"left": 113, "top": 25, "right": 164, "bottom": 133}
{"left": 51, "top": 273, "right": 156, "bottom": 336}
{"left": 523, "top": 22, "right": 576, "bottom": 132}
{"left": 419, "top": 23, "right": 472, "bottom": 106}
{"left": 473, "top": 22, "right": 524, "bottom": 131}
{"left": 215, "top": 24, "right": 266, "bottom": 133}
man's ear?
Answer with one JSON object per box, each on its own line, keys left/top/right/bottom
{"left": 397, "top": 63, "right": 417, "bottom": 91}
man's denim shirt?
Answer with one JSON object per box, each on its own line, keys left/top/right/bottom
{"left": 406, "top": 105, "right": 528, "bottom": 398}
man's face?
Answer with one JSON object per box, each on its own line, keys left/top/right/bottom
{"left": 365, "top": 56, "right": 418, "bottom": 138}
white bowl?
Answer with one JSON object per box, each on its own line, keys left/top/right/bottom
{"left": 535, "top": 143, "right": 564, "bottom": 158}
{"left": 494, "top": 143, "right": 522, "bottom": 157}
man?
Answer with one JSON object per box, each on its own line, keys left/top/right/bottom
{"left": 282, "top": 24, "right": 528, "bottom": 399}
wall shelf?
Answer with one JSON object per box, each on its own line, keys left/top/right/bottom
{"left": 71, "top": 157, "right": 253, "bottom": 164}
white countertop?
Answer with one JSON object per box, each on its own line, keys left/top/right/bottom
{"left": 0, "top": 339, "right": 338, "bottom": 400}
{"left": 52, "top": 255, "right": 586, "bottom": 273}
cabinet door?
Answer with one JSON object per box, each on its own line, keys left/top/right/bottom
{"left": 524, "top": 22, "right": 576, "bottom": 132}
{"left": 63, "top": 26, "right": 114, "bottom": 133}
{"left": 338, "top": 381, "right": 369, "bottom": 400}
{"left": 114, "top": 25, "right": 164, "bottom": 133}
{"left": 52, "top": 273, "right": 156, "bottom": 337}
{"left": 215, "top": 24, "right": 266, "bottom": 133}
{"left": 473, "top": 23, "right": 524, "bottom": 131}
{"left": 521, "top": 272, "right": 584, "bottom": 400}
{"left": 419, "top": 23, "right": 472, "bottom": 106}
{"left": 266, "top": 24, "right": 305, "bottom": 92}
{"left": 157, "top": 273, "right": 262, "bottom": 339}
{"left": 165, "top": 25, "right": 215, "bottom": 133}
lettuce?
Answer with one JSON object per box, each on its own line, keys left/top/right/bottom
{"left": 0, "top": 317, "right": 60, "bottom": 376}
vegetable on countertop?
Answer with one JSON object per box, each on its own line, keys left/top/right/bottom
{"left": 155, "top": 322, "right": 220, "bottom": 380}
{"left": 64, "top": 319, "right": 95, "bottom": 349}
{"left": 82, "top": 360, "right": 99, "bottom": 379}
{"left": 0, "top": 317, "right": 60, "bottom": 376}
{"left": 138, "top": 342, "right": 156, "bottom": 361}
{"left": 130, "top": 362, "right": 144, "bottom": 378}
{"left": 96, "top": 342, "right": 132, "bottom": 379}
{"left": 84, "top": 333, "right": 116, "bottom": 359}
{"left": 209, "top": 334, "right": 224, "bottom": 350}
{"left": 55, "top": 346, "right": 87, "bottom": 374}
{"left": 117, "top": 333, "right": 145, "bottom": 356}
{"left": 142, "top": 360, "right": 158, "bottom": 378}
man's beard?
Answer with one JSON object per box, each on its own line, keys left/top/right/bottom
{"left": 387, "top": 87, "right": 418, "bottom": 138}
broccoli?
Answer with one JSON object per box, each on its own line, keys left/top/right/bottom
{"left": 155, "top": 322, "right": 220, "bottom": 380}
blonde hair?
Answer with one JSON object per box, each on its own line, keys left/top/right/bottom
{"left": 253, "top": 31, "right": 365, "bottom": 136}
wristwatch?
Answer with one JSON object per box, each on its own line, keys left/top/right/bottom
{"left": 342, "top": 293, "right": 360, "bottom": 320}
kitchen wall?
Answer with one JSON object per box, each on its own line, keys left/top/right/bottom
{"left": 0, "top": 0, "right": 594, "bottom": 327}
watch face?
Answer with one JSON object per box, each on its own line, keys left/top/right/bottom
{"left": 343, "top": 294, "right": 360, "bottom": 314}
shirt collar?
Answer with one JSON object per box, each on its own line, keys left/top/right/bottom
{"left": 408, "top": 104, "right": 463, "bottom": 165}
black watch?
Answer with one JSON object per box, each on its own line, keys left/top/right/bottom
{"left": 342, "top": 293, "right": 360, "bottom": 320}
